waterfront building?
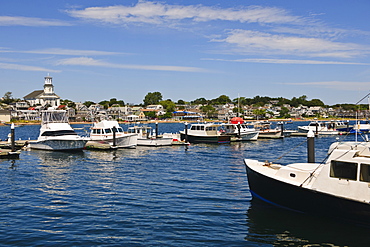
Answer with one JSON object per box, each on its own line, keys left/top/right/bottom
{"left": 24, "top": 75, "right": 61, "bottom": 107}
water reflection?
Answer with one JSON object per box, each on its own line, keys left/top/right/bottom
{"left": 246, "top": 199, "right": 369, "bottom": 246}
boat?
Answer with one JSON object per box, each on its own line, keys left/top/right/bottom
{"left": 252, "top": 121, "right": 283, "bottom": 139}
{"left": 244, "top": 135, "right": 370, "bottom": 227}
{"left": 28, "top": 110, "right": 87, "bottom": 151}
{"left": 127, "top": 125, "right": 173, "bottom": 146}
{"left": 298, "top": 121, "right": 342, "bottom": 135}
{"left": 222, "top": 117, "right": 259, "bottom": 141}
{"left": 86, "top": 120, "right": 137, "bottom": 149}
{"left": 352, "top": 120, "right": 370, "bottom": 133}
{"left": 179, "top": 122, "right": 231, "bottom": 144}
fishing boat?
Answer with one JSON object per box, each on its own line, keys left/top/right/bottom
{"left": 253, "top": 121, "right": 283, "bottom": 139}
{"left": 222, "top": 117, "right": 259, "bottom": 141}
{"left": 127, "top": 125, "right": 172, "bottom": 146}
{"left": 298, "top": 121, "right": 342, "bottom": 135}
{"left": 244, "top": 133, "right": 370, "bottom": 227}
{"left": 28, "top": 110, "right": 87, "bottom": 151}
{"left": 87, "top": 120, "right": 137, "bottom": 149}
{"left": 179, "top": 122, "right": 231, "bottom": 144}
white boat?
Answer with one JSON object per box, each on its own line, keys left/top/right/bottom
{"left": 127, "top": 125, "right": 172, "bottom": 146}
{"left": 28, "top": 110, "right": 87, "bottom": 151}
{"left": 298, "top": 121, "right": 341, "bottom": 135}
{"left": 253, "top": 122, "right": 283, "bottom": 139}
{"left": 87, "top": 120, "right": 137, "bottom": 149}
{"left": 179, "top": 122, "right": 231, "bottom": 144}
{"left": 244, "top": 136, "right": 370, "bottom": 227}
{"left": 222, "top": 117, "right": 259, "bottom": 141}
{"left": 353, "top": 120, "right": 370, "bottom": 133}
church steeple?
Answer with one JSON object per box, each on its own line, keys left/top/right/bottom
{"left": 44, "top": 74, "right": 54, "bottom": 95}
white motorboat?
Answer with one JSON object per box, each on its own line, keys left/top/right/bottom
{"left": 87, "top": 120, "right": 137, "bottom": 149}
{"left": 179, "top": 122, "right": 231, "bottom": 144}
{"left": 127, "top": 125, "right": 172, "bottom": 146}
{"left": 222, "top": 117, "right": 259, "bottom": 141}
{"left": 252, "top": 121, "right": 283, "bottom": 139}
{"left": 28, "top": 110, "right": 87, "bottom": 151}
{"left": 298, "top": 121, "right": 341, "bottom": 135}
{"left": 244, "top": 135, "right": 370, "bottom": 227}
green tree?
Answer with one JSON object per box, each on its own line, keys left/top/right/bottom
{"left": 144, "top": 111, "right": 157, "bottom": 119}
{"left": 191, "top": 97, "right": 208, "bottom": 105}
{"left": 253, "top": 109, "right": 267, "bottom": 119}
{"left": 83, "top": 101, "right": 95, "bottom": 108}
{"left": 159, "top": 100, "right": 176, "bottom": 113}
{"left": 61, "top": 99, "right": 76, "bottom": 108}
{"left": 279, "top": 107, "right": 290, "bottom": 118}
{"left": 2, "top": 92, "right": 15, "bottom": 104}
{"left": 200, "top": 105, "right": 216, "bottom": 118}
{"left": 143, "top": 92, "right": 163, "bottom": 106}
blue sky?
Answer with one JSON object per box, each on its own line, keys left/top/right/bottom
{"left": 1, "top": 0, "right": 370, "bottom": 105}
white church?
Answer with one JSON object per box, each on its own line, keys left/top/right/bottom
{"left": 24, "top": 75, "right": 61, "bottom": 107}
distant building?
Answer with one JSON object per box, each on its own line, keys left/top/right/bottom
{"left": 24, "top": 75, "right": 61, "bottom": 107}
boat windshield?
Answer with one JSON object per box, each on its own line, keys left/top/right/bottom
{"left": 42, "top": 110, "right": 68, "bottom": 124}
{"left": 41, "top": 130, "right": 77, "bottom": 136}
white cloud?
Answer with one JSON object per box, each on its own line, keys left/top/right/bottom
{"left": 0, "top": 16, "right": 71, "bottom": 26}
{"left": 0, "top": 62, "right": 60, "bottom": 72}
{"left": 24, "top": 48, "right": 124, "bottom": 56}
{"left": 66, "top": 1, "right": 301, "bottom": 25}
{"left": 214, "top": 29, "right": 368, "bottom": 58}
{"left": 204, "top": 58, "right": 370, "bottom": 65}
{"left": 56, "top": 57, "right": 209, "bottom": 72}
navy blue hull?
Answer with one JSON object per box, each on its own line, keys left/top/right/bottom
{"left": 245, "top": 164, "right": 370, "bottom": 227}
{"left": 180, "top": 133, "right": 230, "bottom": 144}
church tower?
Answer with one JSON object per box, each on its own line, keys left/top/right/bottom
{"left": 43, "top": 75, "right": 54, "bottom": 95}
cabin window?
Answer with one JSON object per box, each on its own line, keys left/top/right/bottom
{"left": 360, "top": 164, "right": 370, "bottom": 182}
{"left": 105, "top": 128, "right": 112, "bottom": 134}
{"left": 330, "top": 160, "right": 357, "bottom": 181}
{"left": 92, "top": 129, "right": 97, "bottom": 134}
{"left": 97, "top": 129, "right": 101, "bottom": 134}
{"left": 117, "top": 127, "right": 123, "bottom": 133}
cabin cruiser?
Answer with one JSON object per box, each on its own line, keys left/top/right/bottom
{"left": 179, "top": 122, "right": 231, "bottom": 144}
{"left": 252, "top": 121, "right": 282, "bottom": 139}
{"left": 87, "top": 120, "right": 137, "bottom": 149}
{"left": 127, "top": 125, "right": 172, "bottom": 146}
{"left": 221, "top": 117, "right": 259, "bottom": 141}
{"left": 28, "top": 110, "right": 87, "bottom": 151}
{"left": 244, "top": 135, "right": 370, "bottom": 227}
{"left": 298, "top": 121, "right": 345, "bottom": 135}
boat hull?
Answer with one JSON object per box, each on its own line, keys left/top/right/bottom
{"left": 89, "top": 134, "right": 137, "bottom": 148}
{"left": 28, "top": 139, "right": 87, "bottom": 151}
{"left": 180, "top": 133, "right": 230, "bottom": 144}
{"left": 245, "top": 162, "right": 370, "bottom": 227}
{"left": 137, "top": 137, "right": 173, "bottom": 146}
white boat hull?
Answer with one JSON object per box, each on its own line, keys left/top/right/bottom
{"left": 89, "top": 133, "right": 137, "bottom": 148}
{"left": 28, "top": 139, "right": 87, "bottom": 151}
{"left": 137, "top": 137, "right": 173, "bottom": 146}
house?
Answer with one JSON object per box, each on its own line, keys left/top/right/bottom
{"left": 24, "top": 75, "right": 60, "bottom": 107}
{"left": 0, "top": 110, "right": 11, "bottom": 123}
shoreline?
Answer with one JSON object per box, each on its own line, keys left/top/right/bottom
{"left": 0, "top": 118, "right": 361, "bottom": 126}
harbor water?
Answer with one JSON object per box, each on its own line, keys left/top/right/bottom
{"left": 0, "top": 122, "right": 369, "bottom": 246}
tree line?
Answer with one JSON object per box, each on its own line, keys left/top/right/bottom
{"left": 1, "top": 91, "right": 369, "bottom": 112}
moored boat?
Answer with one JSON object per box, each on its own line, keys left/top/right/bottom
{"left": 244, "top": 136, "right": 370, "bottom": 227}
{"left": 28, "top": 110, "right": 87, "bottom": 151}
{"left": 222, "top": 117, "right": 259, "bottom": 141}
{"left": 179, "top": 122, "right": 231, "bottom": 144}
{"left": 87, "top": 120, "right": 137, "bottom": 149}
{"left": 127, "top": 125, "right": 173, "bottom": 146}
{"left": 298, "top": 121, "right": 342, "bottom": 135}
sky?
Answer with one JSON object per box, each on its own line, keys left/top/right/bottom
{"left": 1, "top": 0, "right": 370, "bottom": 106}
